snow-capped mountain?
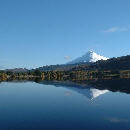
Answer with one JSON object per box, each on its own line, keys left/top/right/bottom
{"left": 67, "top": 51, "right": 108, "bottom": 64}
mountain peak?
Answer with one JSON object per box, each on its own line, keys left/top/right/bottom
{"left": 67, "top": 51, "right": 108, "bottom": 64}
{"left": 88, "top": 50, "right": 94, "bottom": 53}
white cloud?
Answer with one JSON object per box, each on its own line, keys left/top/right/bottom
{"left": 103, "top": 26, "right": 129, "bottom": 33}
{"left": 64, "top": 56, "right": 71, "bottom": 60}
{"left": 103, "top": 27, "right": 119, "bottom": 32}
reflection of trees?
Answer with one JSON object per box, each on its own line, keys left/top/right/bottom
{"left": 82, "top": 79, "right": 130, "bottom": 94}
{"left": 38, "top": 79, "right": 130, "bottom": 95}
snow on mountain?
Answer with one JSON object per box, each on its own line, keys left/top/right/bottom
{"left": 67, "top": 51, "right": 108, "bottom": 64}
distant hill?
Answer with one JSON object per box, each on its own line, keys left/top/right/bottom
{"left": 35, "top": 64, "right": 79, "bottom": 72}
{"left": 5, "top": 68, "right": 29, "bottom": 73}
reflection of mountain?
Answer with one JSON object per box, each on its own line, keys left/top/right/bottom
{"left": 38, "top": 80, "right": 109, "bottom": 100}
{"left": 89, "top": 88, "right": 108, "bottom": 100}
{"left": 62, "top": 86, "right": 108, "bottom": 100}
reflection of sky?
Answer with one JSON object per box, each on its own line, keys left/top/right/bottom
{"left": 0, "top": 82, "right": 130, "bottom": 129}
{"left": 105, "top": 117, "right": 129, "bottom": 123}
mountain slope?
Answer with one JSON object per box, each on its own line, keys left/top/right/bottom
{"left": 35, "top": 51, "right": 109, "bottom": 71}
{"left": 67, "top": 51, "right": 108, "bottom": 64}
{"left": 72, "top": 55, "right": 130, "bottom": 71}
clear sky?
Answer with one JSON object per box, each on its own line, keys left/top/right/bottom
{"left": 0, "top": 0, "right": 130, "bottom": 69}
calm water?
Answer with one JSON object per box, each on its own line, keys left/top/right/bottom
{"left": 0, "top": 80, "right": 130, "bottom": 130}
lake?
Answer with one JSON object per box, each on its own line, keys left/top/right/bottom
{"left": 0, "top": 80, "right": 130, "bottom": 130}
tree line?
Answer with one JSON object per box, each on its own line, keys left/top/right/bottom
{"left": 1, "top": 69, "right": 130, "bottom": 82}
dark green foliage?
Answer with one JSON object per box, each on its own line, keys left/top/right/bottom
{"left": 33, "top": 69, "right": 42, "bottom": 76}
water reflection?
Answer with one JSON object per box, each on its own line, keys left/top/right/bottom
{"left": 38, "top": 80, "right": 109, "bottom": 100}
{"left": 37, "top": 78, "right": 130, "bottom": 96}
{"left": 64, "top": 87, "right": 109, "bottom": 100}
{"left": 0, "top": 79, "right": 130, "bottom": 130}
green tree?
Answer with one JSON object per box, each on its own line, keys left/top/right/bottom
{"left": 33, "top": 69, "right": 42, "bottom": 76}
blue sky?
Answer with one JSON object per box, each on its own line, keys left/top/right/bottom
{"left": 0, "top": 0, "right": 130, "bottom": 69}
